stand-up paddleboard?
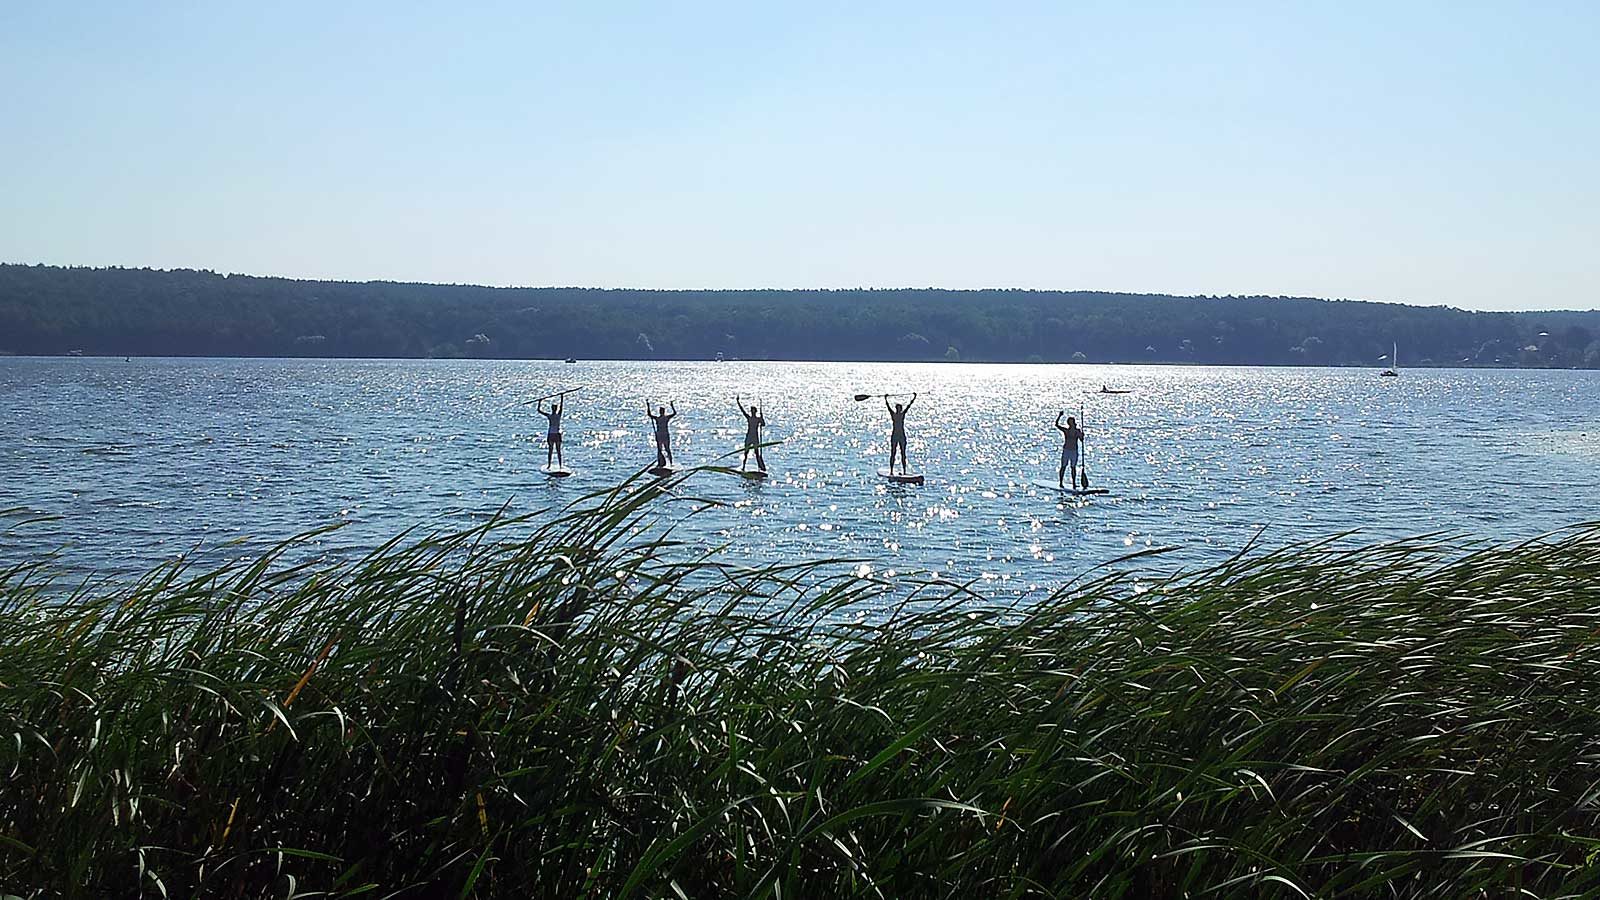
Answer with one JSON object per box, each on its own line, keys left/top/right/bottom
{"left": 879, "top": 468, "right": 925, "bottom": 485}
{"left": 740, "top": 468, "right": 770, "bottom": 480}
{"left": 540, "top": 465, "right": 574, "bottom": 478}
{"left": 648, "top": 464, "right": 678, "bottom": 478}
{"left": 1032, "top": 479, "right": 1108, "bottom": 496}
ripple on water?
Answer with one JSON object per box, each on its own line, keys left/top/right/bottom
{"left": 1, "top": 359, "right": 1598, "bottom": 592}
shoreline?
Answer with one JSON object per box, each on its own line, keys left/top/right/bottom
{"left": 2, "top": 353, "right": 1594, "bottom": 371}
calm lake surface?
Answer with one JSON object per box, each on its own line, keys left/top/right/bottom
{"left": 3, "top": 358, "right": 1597, "bottom": 592}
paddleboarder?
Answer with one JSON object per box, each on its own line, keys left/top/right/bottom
{"left": 736, "top": 394, "right": 766, "bottom": 472}
{"left": 538, "top": 395, "right": 566, "bottom": 469}
{"left": 886, "top": 392, "right": 917, "bottom": 475}
{"left": 1055, "top": 411, "right": 1084, "bottom": 489}
{"left": 647, "top": 401, "right": 677, "bottom": 467}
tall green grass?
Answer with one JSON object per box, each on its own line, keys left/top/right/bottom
{"left": 3, "top": 475, "right": 1600, "bottom": 898}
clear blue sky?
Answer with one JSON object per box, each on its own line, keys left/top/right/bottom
{"left": 3, "top": 1, "right": 1596, "bottom": 310}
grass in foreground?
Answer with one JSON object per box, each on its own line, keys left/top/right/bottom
{"left": 3, "top": 477, "right": 1600, "bottom": 899}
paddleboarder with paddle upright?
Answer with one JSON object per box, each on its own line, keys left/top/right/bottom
{"left": 736, "top": 394, "right": 767, "bottom": 473}
{"left": 538, "top": 395, "right": 566, "bottom": 469}
{"left": 887, "top": 392, "right": 917, "bottom": 475}
{"left": 647, "top": 400, "right": 677, "bottom": 468}
{"left": 1055, "top": 411, "right": 1084, "bottom": 489}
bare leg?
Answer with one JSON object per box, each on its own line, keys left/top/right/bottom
{"left": 755, "top": 445, "right": 765, "bottom": 472}
{"left": 555, "top": 438, "right": 563, "bottom": 468}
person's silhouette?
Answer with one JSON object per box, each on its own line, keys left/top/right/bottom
{"left": 647, "top": 401, "right": 676, "bottom": 467}
{"left": 886, "top": 392, "right": 917, "bottom": 474}
{"left": 1054, "top": 411, "right": 1084, "bottom": 489}
{"left": 538, "top": 396, "right": 564, "bottom": 468}
{"left": 736, "top": 394, "right": 766, "bottom": 472}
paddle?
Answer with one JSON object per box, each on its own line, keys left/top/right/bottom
{"left": 511, "top": 387, "right": 579, "bottom": 408}
{"left": 853, "top": 393, "right": 912, "bottom": 401}
{"left": 1079, "top": 401, "right": 1090, "bottom": 489}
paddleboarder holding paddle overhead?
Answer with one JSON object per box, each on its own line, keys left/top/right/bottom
{"left": 647, "top": 400, "right": 677, "bottom": 468}
{"left": 1055, "top": 411, "right": 1084, "bottom": 489}
{"left": 887, "top": 392, "right": 917, "bottom": 475}
{"left": 538, "top": 395, "right": 567, "bottom": 469}
{"left": 736, "top": 394, "right": 767, "bottom": 473}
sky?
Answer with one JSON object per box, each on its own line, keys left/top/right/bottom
{"left": 2, "top": 1, "right": 1596, "bottom": 310}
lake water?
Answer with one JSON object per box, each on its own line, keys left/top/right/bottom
{"left": 3, "top": 358, "right": 1597, "bottom": 593}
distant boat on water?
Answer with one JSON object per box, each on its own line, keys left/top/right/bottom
{"left": 564, "top": 357, "right": 577, "bottom": 364}
{"left": 1381, "top": 342, "right": 1399, "bottom": 377}
{"left": 1094, "top": 385, "right": 1133, "bottom": 394}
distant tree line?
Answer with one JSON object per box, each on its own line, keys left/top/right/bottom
{"left": 2, "top": 264, "right": 1597, "bottom": 368}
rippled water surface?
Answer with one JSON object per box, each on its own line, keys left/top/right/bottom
{"left": 3, "top": 358, "right": 1597, "bottom": 592}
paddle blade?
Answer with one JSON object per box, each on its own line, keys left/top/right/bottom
{"left": 853, "top": 394, "right": 872, "bottom": 401}
{"left": 1080, "top": 468, "right": 1090, "bottom": 489}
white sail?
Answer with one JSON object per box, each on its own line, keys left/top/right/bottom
{"left": 1380, "top": 341, "right": 1399, "bottom": 376}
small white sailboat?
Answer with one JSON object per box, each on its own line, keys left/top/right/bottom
{"left": 1380, "top": 342, "right": 1399, "bottom": 377}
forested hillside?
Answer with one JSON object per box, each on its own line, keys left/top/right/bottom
{"left": 3, "top": 264, "right": 1597, "bottom": 367}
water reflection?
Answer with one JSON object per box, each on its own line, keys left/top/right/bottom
{"left": 2, "top": 357, "right": 1597, "bottom": 594}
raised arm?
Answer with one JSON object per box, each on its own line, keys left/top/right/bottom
{"left": 736, "top": 394, "right": 748, "bottom": 416}
{"left": 537, "top": 399, "right": 547, "bottom": 415}
{"left": 906, "top": 392, "right": 918, "bottom": 410}
{"left": 1055, "top": 410, "right": 1065, "bottom": 431}
{"left": 668, "top": 401, "right": 677, "bottom": 418}
{"left": 884, "top": 397, "right": 893, "bottom": 414}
